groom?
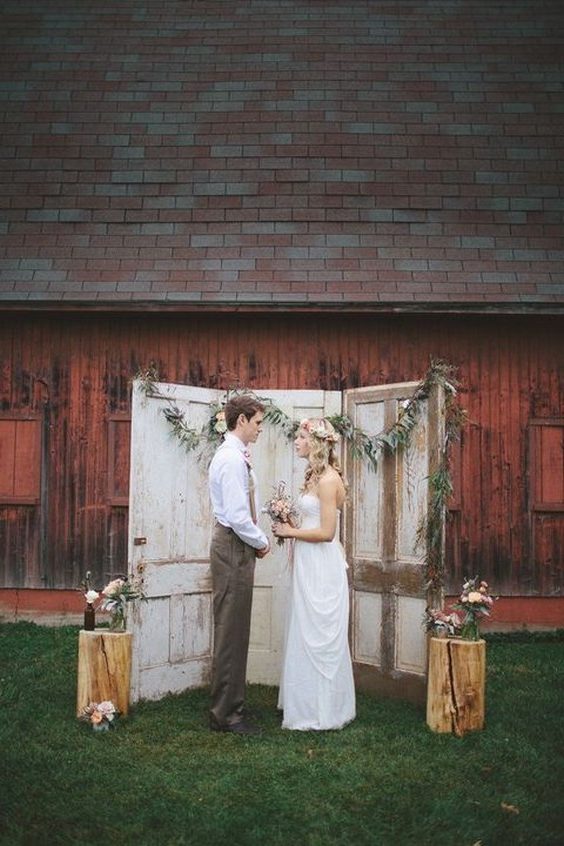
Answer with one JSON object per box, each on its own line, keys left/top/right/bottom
{"left": 208, "top": 394, "right": 270, "bottom": 736}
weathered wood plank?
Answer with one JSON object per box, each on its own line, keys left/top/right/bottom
{"left": 76, "top": 630, "right": 132, "bottom": 717}
{"left": 0, "top": 313, "right": 562, "bottom": 596}
{"left": 426, "top": 637, "right": 486, "bottom": 736}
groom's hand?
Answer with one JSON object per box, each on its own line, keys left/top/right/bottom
{"left": 256, "top": 542, "right": 270, "bottom": 559}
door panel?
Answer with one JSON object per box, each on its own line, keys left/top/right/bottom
{"left": 129, "top": 378, "right": 443, "bottom": 704}
{"left": 128, "top": 382, "right": 341, "bottom": 699}
{"left": 128, "top": 382, "right": 218, "bottom": 702}
{"left": 345, "top": 382, "right": 444, "bottom": 704}
{"left": 246, "top": 389, "right": 341, "bottom": 684}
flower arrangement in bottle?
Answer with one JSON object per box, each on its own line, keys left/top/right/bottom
{"left": 99, "top": 575, "right": 146, "bottom": 631}
{"left": 453, "top": 577, "right": 497, "bottom": 641}
{"left": 81, "top": 570, "right": 99, "bottom": 631}
{"left": 424, "top": 577, "right": 497, "bottom": 641}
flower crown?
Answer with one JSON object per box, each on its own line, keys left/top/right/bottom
{"left": 300, "top": 418, "right": 340, "bottom": 445}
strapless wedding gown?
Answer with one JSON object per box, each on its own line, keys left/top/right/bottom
{"left": 278, "top": 494, "right": 356, "bottom": 731}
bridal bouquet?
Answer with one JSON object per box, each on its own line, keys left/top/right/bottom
{"left": 262, "top": 481, "right": 299, "bottom": 546}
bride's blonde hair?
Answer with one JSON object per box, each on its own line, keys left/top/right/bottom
{"left": 299, "top": 418, "right": 346, "bottom": 492}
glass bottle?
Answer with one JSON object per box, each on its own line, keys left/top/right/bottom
{"left": 84, "top": 602, "right": 95, "bottom": 631}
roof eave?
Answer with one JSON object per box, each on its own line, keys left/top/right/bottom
{"left": 0, "top": 298, "right": 562, "bottom": 316}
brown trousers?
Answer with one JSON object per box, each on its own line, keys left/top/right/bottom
{"left": 209, "top": 523, "right": 256, "bottom": 726}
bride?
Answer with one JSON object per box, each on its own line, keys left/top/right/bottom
{"left": 273, "top": 418, "right": 356, "bottom": 731}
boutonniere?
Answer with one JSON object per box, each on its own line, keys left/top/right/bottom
{"left": 243, "top": 449, "right": 252, "bottom": 467}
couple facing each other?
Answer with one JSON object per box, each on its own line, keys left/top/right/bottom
{"left": 208, "top": 394, "right": 356, "bottom": 736}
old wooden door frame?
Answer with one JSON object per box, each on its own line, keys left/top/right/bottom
{"left": 344, "top": 381, "right": 444, "bottom": 704}
{"left": 128, "top": 379, "right": 443, "bottom": 704}
{"left": 127, "top": 382, "right": 342, "bottom": 700}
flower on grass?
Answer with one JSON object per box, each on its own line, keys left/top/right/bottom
{"left": 79, "top": 700, "right": 118, "bottom": 731}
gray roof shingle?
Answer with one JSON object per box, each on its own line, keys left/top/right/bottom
{"left": 1, "top": 0, "right": 563, "bottom": 311}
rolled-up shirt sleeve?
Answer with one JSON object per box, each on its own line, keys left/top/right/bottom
{"left": 211, "top": 450, "right": 268, "bottom": 550}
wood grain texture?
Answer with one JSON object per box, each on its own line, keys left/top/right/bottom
{"left": 76, "top": 630, "right": 132, "bottom": 717}
{"left": 426, "top": 637, "right": 486, "bottom": 736}
{"left": 0, "top": 312, "right": 562, "bottom": 594}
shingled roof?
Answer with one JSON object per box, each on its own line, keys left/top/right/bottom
{"left": 1, "top": 0, "right": 563, "bottom": 311}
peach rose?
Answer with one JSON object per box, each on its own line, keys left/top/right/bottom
{"left": 103, "top": 578, "right": 124, "bottom": 596}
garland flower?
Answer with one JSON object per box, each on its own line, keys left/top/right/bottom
{"left": 136, "top": 360, "right": 462, "bottom": 474}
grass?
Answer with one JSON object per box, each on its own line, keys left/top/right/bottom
{"left": 1, "top": 623, "right": 563, "bottom": 846}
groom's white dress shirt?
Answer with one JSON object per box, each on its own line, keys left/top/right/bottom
{"left": 209, "top": 432, "right": 268, "bottom": 550}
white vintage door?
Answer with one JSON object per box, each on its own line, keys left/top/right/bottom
{"left": 344, "top": 381, "right": 444, "bottom": 704}
{"left": 128, "top": 381, "right": 218, "bottom": 702}
{"left": 128, "top": 380, "right": 340, "bottom": 701}
{"left": 246, "top": 389, "right": 341, "bottom": 684}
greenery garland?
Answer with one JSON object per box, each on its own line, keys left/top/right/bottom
{"left": 135, "top": 360, "right": 466, "bottom": 592}
{"left": 417, "top": 384, "right": 467, "bottom": 598}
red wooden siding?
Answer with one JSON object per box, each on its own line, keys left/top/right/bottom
{"left": 529, "top": 421, "right": 564, "bottom": 596}
{"left": 0, "top": 417, "right": 41, "bottom": 503}
{"left": 107, "top": 417, "right": 131, "bottom": 505}
{"left": 106, "top": 416, "right": 130, "bottom": 580}
{"left": 0, "top": 415, "right": 42, "bottom": 588}
{"left": 530, "top": 423, "right": 564, "bottom": 510}
{"left": 0, "top": 312, "right": 562, "bottom": 597}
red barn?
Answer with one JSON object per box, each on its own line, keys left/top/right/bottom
{"left": 0, "top": 0, "right": 563, "bottom": 630}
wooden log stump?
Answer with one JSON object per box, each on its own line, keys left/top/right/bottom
{"left": 426, "top": 636, "right": 486, "bottom": 736}
{"left": 77, "top": 630, "right": 133, "bottom": 717}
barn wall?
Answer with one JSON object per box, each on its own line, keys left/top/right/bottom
{"left": 0, "top": 311, "right": 562, "bottom": 597}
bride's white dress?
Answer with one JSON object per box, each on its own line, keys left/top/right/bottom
{"left": 278, "top": 493, "right": 356, "bottom": 731}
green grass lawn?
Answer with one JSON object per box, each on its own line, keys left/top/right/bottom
{"left": 1, "top": 623, "right": 563, "bottom": 846}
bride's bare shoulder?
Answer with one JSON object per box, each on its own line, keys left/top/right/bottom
{"left": 318, "top": 467, "right": 339, "bottom": 484}
{"left": 318, "top": 468, "right": 346, "bottom": 500}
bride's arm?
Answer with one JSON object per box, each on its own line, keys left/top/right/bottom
{"left": 273, "top": 475, "right": 338, "bottom": 543}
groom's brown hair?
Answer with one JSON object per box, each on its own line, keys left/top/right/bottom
{"left": 225, "top": 394, "right": 265, "bottom": 431}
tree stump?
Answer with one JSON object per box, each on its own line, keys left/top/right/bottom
{"left": 76, "top": 630, "right": 133, "bottom": 717}
{"left": 426, "top": 637, "right": 486, "bottom": 736}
